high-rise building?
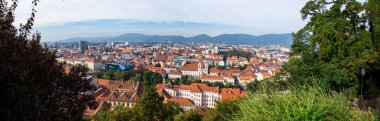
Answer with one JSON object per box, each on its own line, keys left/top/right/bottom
{"left": 79, "top": 41, "right": 88, "bottom": 53}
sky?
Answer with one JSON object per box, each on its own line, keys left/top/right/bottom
{"left": 12, "top": 0, "right": 309, "bottom": 41}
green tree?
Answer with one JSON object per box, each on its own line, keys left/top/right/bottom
{"left": 286, "top": 0, "right": 380, "bottom": 94}
{"left": 162, "top": 102, "right": 183, "bottom": 121}
{"left": 143, "top": 71, "right": 162, "bottom": 86}
{"left": 133, "top": 86, "right": 165, "bottom": 121}
{"left": 174, "top": 111, "right": 202, "bottom": 121}
{"left": 193, "top": 79, "right": 202, "bottom": 83}
{"left": 107, "top": 105, "right": 133, "bottom": 121}
{"left": 174, "top": 78, "right": 181, "bottom": 85}
{"left": 93, "top": 71, "right": 103, "bottom": 78}
{"left": 93, "top": 110, "right": 109, "bottom": 121}
{"left": 203, "top": 101, "right": 239, "bottom": 121}
{"left": 0, "top": 1, "right": 94, "bottom": 120}
{"left": 114, "top": 70, "right": 126, "bottom": 81}
{"left": 103, "top": 70, "right": 115, "bottom": 80}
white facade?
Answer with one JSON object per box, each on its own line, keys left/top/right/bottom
{"left": 86, "top": 61, "right": 103, "bottom": 71}
{"left": 181, "top": 70, "right": 201, "bottom": 77}
{"left": 164, "top": 88, "right": 219, "bottom": 108}
{"left": 200, "top": 78, "right": 224, "bottom": 83}
{"left": 168, "top": 74, "right": 182, "bottom": 79}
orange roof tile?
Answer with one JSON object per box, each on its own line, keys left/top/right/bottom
{"left": 200, "top": 74, "right": 224, "bottom": 80}
{"left": 220, "top": 88, "right": 248, "bottom": 100}
{"left": 261, "top": 72, "right": 272, "bottom": 77}
{"left": 168, "top": 98, "right": 194, "bottom": 106}
{"left": 179, "top": 83, "right": 219, "bottom": 93}
{"left": 181, "top": 64, "right": 198, "bottom": 71}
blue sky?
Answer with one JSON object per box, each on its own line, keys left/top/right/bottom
{"left": 13, "top": 0, "right": 309, "bottom": 41}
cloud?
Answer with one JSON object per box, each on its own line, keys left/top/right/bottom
{"left": 12, "top": 0, "right": 309, "bottom": 41}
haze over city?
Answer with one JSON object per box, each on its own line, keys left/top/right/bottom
{"left": 13, "top": 0, "right": 308, "bottom": 41}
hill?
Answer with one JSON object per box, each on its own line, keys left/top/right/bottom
{"left": 61, "top": 33, "right": 293, "bottom": 46}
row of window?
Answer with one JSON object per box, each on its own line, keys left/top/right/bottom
{"left": 110, "top": 101, "right": 134, "bottom": 107}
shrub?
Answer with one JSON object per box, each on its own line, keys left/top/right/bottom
{"left": 230, "top": 84, "right": 378, "bottom": 121}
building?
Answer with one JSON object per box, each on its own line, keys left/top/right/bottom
{"left": 167, "top": 98, "right": 195, "bottom": 110}
{"left": 219, "top": 88, "right": 248, "bottom": 100}
{"left": 79, "top": 41, "right": 88, "bottom": 53}
{"left": 105, "top": 62, "right": 135, "bottom": 71}
{"left": 85, "top": 59, "right": 103, "bottom": 71}
{"left": 180, "top": 61, "right": 208, "bottom": 77}
{"left": 200, "top": 74, "right": 225, "bottom": 83}
{"left": 95, "top": 79, "right": 143, "bottom": 109}
{"left": 155, "top": 83, "right": 248, "bottom": 109}
{"left": 168, "top": 70, "right": 182, "bottom": 79}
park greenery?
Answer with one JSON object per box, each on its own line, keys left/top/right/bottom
{"left": 218, "top": 50, "right": 253, "bottom": 60}
{"left": 287, "top": 0, "right": 380, "bottom": 97}
{"left": 93, "top": 69, "right": 163, "bottom": 85}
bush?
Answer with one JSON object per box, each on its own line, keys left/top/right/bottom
{"left": 230, "top": 83, "right": 378, "bottom": 121}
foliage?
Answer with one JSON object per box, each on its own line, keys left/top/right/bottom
{"left": 133, "top": 86, "right": 165, "bottom": 121}
{"left": 246, "top": 80, "right": 261, "bottom": 92}
{"left": 114, "top": 70, "right": 127, "bottom": 81}
{"left": 173, "top": 78, "right": 181, "bottom": 85}
{"left": 162, "top": 102, "right": 184, "bottom": 121}
{"left": 103, "top": 70, "right": 116, "bottom": 80}
{"left": 218, "top": 50, "right": 252, "bottom": 60}
{"left": 93, "top": 71, "right": 103, "bottom": 78}
{"left": 92, "top": 87, "right": 183, "bottom": 121}
{"left": 142, "top": 71, "right": 163, "bottom": 86}
{"left": 0, "top": 0, "right": 94, "bottom": 120}
{"left": 231, "top": 83, "right": 379, "bottom": 121}
{"left": 174, "top": 110, "right": 202, "bottom": 121}
{"left": 286, "top": 0, "right": 380, "bottom": 95}
{"left": 93, "top": 70, "right": 148, "bottom": 81}
{"left": 203, "top": 101, "right": 240, "bottom": 121}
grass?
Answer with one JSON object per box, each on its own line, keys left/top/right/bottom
{"left": 229, "top": 83, "right": 378, "bottom": 121}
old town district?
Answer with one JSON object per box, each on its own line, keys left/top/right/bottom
{"left": 53, "top": 41, "right": 290, "bottom": 116}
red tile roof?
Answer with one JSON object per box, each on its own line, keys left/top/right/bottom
{"left": 181, "top": 64, "right": 198, "bottom": 71}
{"left": 220, "top": 88, "right": 248, "bottom": 100}
{"left": 179, "top": 83, "right": 219, "bottom": 93}
{"left": 168, "top": 98, "right": 194, "bottom": 106}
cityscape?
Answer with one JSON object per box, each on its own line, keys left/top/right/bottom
{"left": 52, "top": 41, "right": 289, "bottom": 115}
{"left": 1, "top": 0, "right": 379, "bottom": 121}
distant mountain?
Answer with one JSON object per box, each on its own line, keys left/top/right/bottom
{"left": 62, "top": 37, "right": 110, "bottom": 42}
{"left": 188, "top": 34, "right": 212, "bottom": 42}
{"left": 61, "top": 33, "right": 293, "bottom": 46}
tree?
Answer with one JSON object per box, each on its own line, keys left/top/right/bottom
{"left": 0, "top": 1, "right": 94, "bottom": 120}
{"left": 286, "top": 0, "right": 380, "bottom": 94}
{"left": 133, "top": 86, "right": 165, "bottom": 121}
{"left": 174, "top": 78, "right": 181, "bottom": 85}
{"left": 107, "top": 105, "right": 133, "bottom": 121}
{"left": 174, "top": 111, "right": 202, "bottom": 121}
{"left": 93, "top": 71, "right": 103, "bottom": 78}
{"left": 103, "top": 70, "right": 115, "bottom": 80}
{"left": 193, "top": 79, "right": 202, "bottom": 83}
{"left": 162, "top": 102, "right": 183, "bottom": 121}
{"left": 114, "top": 70, "right": 126, "bottom": 81}
{"left": 143, "top": 71, "right": 162, "bottom": 86}
{"left": 203, "top": 101, "right": 240, "bottom": 121}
